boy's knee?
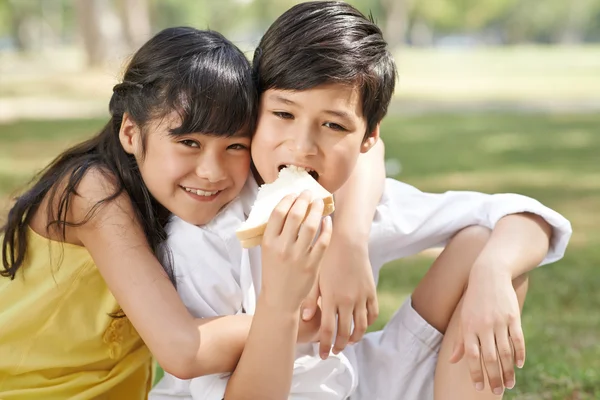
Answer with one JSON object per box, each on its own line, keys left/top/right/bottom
{"left": 513, "top": 273, "right": 529, "bottom": 306}
{"left": 449, "top": 225, "right": 492, "bottom": 247}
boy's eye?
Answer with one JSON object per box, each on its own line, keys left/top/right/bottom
{"left": 228, "top": 143, "right": 248, "bottom": 150}
{"left": 180, "top": 139, "right": 200, "bottom": 148}
{"left": 323, "top": 122, "right": 347, "bottom": 132}
{"left": 273, "top": 111, "right": 294, "bottom": 120}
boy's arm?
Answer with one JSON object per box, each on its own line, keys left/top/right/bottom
{"left": 302, "top": 139, "right": 386, "bottom": 358}
{"left": 370, "top": 180, "right": 572, "bottom": 393}
{"left": 370, "top": 180, "right": 572, "bottom": 268}
{"left": 450, "top": 213, "right": 552, "bottom": 391}
{"left": 224, "top": 193, "right": 332, "bottom": 400}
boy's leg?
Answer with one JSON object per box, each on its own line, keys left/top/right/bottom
{"left": 411, "top": 226, "right": 493, "bottom": 335}
{"left": 433, "top": 275, "right": 528, "bottom": 400}
{"left": 410, "top": 225, "right": 529, "bottom": 399}
{"left": 352, "top": 226, "right": 528, "bottom": 400}
{"left": 351, "top": 226, "right": 493, "bottom": 400}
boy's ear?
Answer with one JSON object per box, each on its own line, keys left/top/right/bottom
{"left": 360, "top": 124, "right": 380, "bottom": 153}
{"left": 118, "top": 113, "right": 142, "bottom": 156}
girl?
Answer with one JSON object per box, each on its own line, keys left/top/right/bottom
{"left": 0, "top": 26, "right": 384, "bottom": 399}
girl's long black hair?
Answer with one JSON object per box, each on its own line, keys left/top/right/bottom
{"left": 1, "top": 27, "right": 256, "bottom": 283}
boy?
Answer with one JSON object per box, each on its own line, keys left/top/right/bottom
{"left": 151, "top": 2, "right": 572, "bottom": 399}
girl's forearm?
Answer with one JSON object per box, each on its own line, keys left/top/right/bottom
{"left": 179, "top": 315, "right": 253, "bottom": 377}
{"left": 333, "top": 139, "right": 385, "bottom": 241}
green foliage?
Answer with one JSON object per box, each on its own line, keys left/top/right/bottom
{"left": 1, "top": 0, "right": 600, "bottom": 45}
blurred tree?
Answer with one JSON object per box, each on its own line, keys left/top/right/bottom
{"left": 380, "top": 0, "right": 410, "bottom": 48}
{"left": 1, "top": 0, "right": 600, "bottom": 53}
{"left": 75, "top": 0, "right": 123, "bottom": 67}
{"left": 118, "top": 0, "right": 151, "bottom": 50}
{"left": 4, "top": 0, "right": 39, "bottom": 51}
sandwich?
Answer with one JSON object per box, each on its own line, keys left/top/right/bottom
{"left": 235, "top": 165, "right": 335, "bottom": 248}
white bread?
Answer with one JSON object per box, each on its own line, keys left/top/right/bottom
{"left": 236, "top": 166, "right": 334, "bottom": 248}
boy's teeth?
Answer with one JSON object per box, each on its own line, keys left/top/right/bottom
{"left": 185, "top": 187, "right": 218, "bottom": 196}
{"left": 286, "top": 165, "right": 313, "bottom": 173}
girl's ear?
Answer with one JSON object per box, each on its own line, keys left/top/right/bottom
{"left": 360, "top": 124, "right": 380, "bottom": 153}
{"left": 119, "top": 113, "right": 142, "bottom": 156}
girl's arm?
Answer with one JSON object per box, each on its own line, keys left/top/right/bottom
{"left": 71, "top": 170, "right": 251, "bottom": 379}
{"left": 304, "top": 138, "right": 387, "bottom": 358}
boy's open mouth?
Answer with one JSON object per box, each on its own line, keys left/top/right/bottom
{"left": 278, "top": 164, "right": 319, "bottom": 181}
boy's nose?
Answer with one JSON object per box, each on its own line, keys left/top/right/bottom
{"left": 292, "top": 131, "right": 318, "bottom": 157}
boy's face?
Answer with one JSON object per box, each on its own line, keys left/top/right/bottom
{"left": 251, "top": 83, "right": 378, "bottom": 193}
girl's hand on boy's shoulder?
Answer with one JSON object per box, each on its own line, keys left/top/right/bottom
{"left": 260, "top": 191, "right": 333, "bottom": 314}
{"left": 303, "top": 234, "right": 379, "bottom": 359}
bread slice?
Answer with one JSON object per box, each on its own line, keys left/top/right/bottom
{"left": 236, "top": 166, "right": 334, "bottom": 248}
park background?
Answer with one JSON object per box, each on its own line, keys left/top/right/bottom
{"left": 0, "top": 1, "right": 598, "bottom": 398}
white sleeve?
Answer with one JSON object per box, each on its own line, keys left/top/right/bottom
{"left": 164, "top": 217, "right": 244, "bottom": 318}
{"left": 369, "top": 179, "right": 572, "bottom": 269}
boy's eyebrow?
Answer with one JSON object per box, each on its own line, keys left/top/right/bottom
{"left": 323, "top": 109, "right": 353, "bottom": 123}
{"left": 268, "top": 93, "right": 356, "bottom": 125}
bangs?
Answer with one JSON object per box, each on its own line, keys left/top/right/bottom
{"left": 167, "top": 45, "right": 256, "bottom": 138}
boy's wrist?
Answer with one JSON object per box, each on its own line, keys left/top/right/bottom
{"left": 257, "top": 291, "right": 303, "bottom": 317}
{"left": 470, "top": 256, "right": 514, "bottom": 282}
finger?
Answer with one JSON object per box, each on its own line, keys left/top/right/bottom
{"left": 463, "top": 331, "right": 485, "bottom": 391}
{"left": 449, "top": 319, "right": 466, "bottom": 363}
{"left": 366, "top": 295, "right": 379, "bottom": 327}
{"left": 308, "top": 215, "right": 332, "bottom": 262}
{"left": 281, "top": 190, "right": 313, "bottom": 241}
{"left": 509, "top": 320, "right": 526, "bottom": 369}
{"left": 333, "top": 306, "right": 353, "bottom": 354}
{"left": 319, "top": 296, "right": 336, "bottom": 360}
{"left": 449, "top": 337, "right": 465, "bottom": 364}
{"left": 302, "top": 280, "right": 321, "bottom": 321}
{"left": 263, "top": 193, "right": 298, "bottom": 239}
{"left": 296, "top": 197, "right": 325, "bottom": 250}
{"left": 349, "top": 305, "right": 368, "bottom": 344}
{"left": 480, "top": 333, "right": 504, "bottom": 396}
{"left": 496, "top": 327, "right": 516, "bottom": 390}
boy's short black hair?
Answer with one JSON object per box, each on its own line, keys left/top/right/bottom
{"left": 253, "top": 1, "right": 397, "bottom": 138}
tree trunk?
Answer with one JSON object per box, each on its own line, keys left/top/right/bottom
{"left": 118, "top": 0, "right": 152, "bottom": 51}
{"left": 381, "top": 0, "right": 408, "bottom": 48}
{"left": 74, "top": 0, "right": 112, "bottom": 67}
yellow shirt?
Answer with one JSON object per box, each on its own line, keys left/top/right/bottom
{"left": 0, "top": 228, "right": 153, "bottom": 399}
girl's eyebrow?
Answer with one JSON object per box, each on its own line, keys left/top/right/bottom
{"left": 268, "top": 94, "right": 297, "bottom": 106}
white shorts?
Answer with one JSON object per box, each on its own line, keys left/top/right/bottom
{"left": 346, "top": 297, "right": 443, "bottom": 400}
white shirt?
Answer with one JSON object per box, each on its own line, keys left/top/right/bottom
{"left": 149, "top": 176, "right": 572, "bottom": 400}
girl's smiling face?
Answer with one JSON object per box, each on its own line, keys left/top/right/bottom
{"left": 120, "top": 111, "right": 251, "bottom": 226}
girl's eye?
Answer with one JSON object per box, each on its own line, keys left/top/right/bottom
{"left": 228, "top": 143, "right": 248, "bottom": 150}
{"left": 274, "top": 111, "right": 294, "bottom": 120}
{"left": 323, "top": 122, "right": 347, "bottom": 132}
{"left": 180, "top": 139, "right": 200, "bottom": 148}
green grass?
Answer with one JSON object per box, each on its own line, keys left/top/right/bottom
{"left": 393, "top": 46, "right": 600, "bottom": 102}
{"left": 1, "top": 112, "right": 598, "bottom": 399}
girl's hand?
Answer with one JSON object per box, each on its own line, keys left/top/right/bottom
{"left": 309, "top": 236, "right": 378, "bottom": 359}
{"left": 260, "top": 190, "right": 333, "bottom": 314}
{"left": 298, "top": 305, "right": 321, "bottom": 343}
